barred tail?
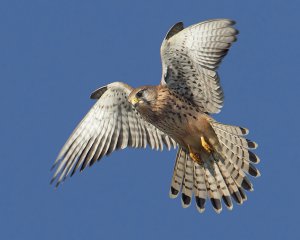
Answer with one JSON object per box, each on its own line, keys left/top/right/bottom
{"left": 169, "top": 122, "right": 260, "bottom": 213}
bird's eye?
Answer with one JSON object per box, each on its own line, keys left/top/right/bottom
{"left": 136, "top": 90, "right": 144, "bottom": 98}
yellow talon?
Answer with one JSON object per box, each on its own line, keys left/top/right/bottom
{"left": 201, "top": 136, "right": 211, "bottom": 153}
{"left": 188, "top": 145, "right": 203, "bottom": 165}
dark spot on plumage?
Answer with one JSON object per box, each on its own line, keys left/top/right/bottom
{"left": 231, "top": 191, "right": 242, "bottom": 204}
{"left": 248, "top": 163, "right": 259, "bottom": 177}
{"left": 193, "top": 116, "right": 197, "bottom": 120}
{"left": 238, "top": 188, "right": 247, "bottom": 200}
{"left": 249, "top": 151, "right": 258, "bottom": 163}
{"left": 170, "top": 187, "right": 179, "bottom": 196}
{"left": 195, "top": 197, "right": 206, "bottom": 209}
{"left": 211, "top": 198, "right": 221, "bottom": 211}
{"left": 241, "top": 178, "right": 252, "bottom": 191}
{"left": 247, "top": 140, "right": 256, "bottom": 149}
{"left": 222, "top": 195, "right": 232, "bottom": 208}
{"left": 183, "top": 114, "right": 187, "bottom": 117}
{"left": 182, "top": 193, "right": 191, "bottom": 205}
{"left": 240, "top": 127, "right": 248, "bottom": 135}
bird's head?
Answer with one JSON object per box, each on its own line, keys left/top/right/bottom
{"left": 128, "top": 86, "right": 157, "bottom": 109}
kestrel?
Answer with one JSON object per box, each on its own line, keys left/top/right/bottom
{"left": 51, "top": 19, "right": 260, "bottom": 213}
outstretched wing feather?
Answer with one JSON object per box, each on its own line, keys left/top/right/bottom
{"left": 51, "top": 82, "right": 176, "bottom": 186}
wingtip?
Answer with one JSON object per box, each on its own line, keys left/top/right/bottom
{"left": 249, "top": 164, "right": 261, "bottom": 177}
{"left": 165, "top": 22, "right": 184, "bottom": 40}
{"left": 50, "top": 177, "right": 56, "bottom": 185}
{"left": 229, "top": 19, "right": 236, "bottom": 25}
{"left": 256, "top": 169, "right": 261, "bottom": 177}
{"left": 55, "top": 179, "right": 65, "bottom": 189}
{"left": 50, "top": 164, "right": 56, "bottom": 171}
{"left": 240, "top": 127, "right": 249, "bottom": 135}
{"left": 50, "top": 158, "right": 60, "bottom": 171}
{"left": 90, "top": 86, "right": 108, "bottom": 99}
{"left": 249, "top": 151, "right": 260, "bottom": 164}
{"left": 247, "top": 140, "right": 258, "bottom": 149}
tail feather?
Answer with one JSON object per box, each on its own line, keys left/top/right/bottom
{"left": 213, "top": 161, "right": 233, "bottom": 210}
{"left": 204, "top": 159, "right": 222, "bottom": 213}
{"left": 231, "top": 155, "right": 261, "bottom": 177}
{"left": 238, "top": 187, "right": 247, "bottom": 201}
{"left": 217, "top": 160, "right": 243, "bottom": 204}
{"left": 214, "top": 128, "right": 257, "bottom": 149}
{"left": 220, "top": 139, "right": 259, "bottom": 164}
{"left": 181, "top": 155, "right": 194, "bottom": 208}
{"left": 212, "top": 122, "right": 260, "bottom": 164}
{"left": 210, "top": 121, "right": 249, "bottom": 136}
{"left": 193, "top": 164, "right": 207, "bottom": 212}
{"left": 170, "top": 148, "right": 186, "bottom": 198}
{"left": 169, "top": 121, "right": 260, "bottom": 213}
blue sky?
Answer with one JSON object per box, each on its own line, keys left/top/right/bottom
{"left": 1, "top": 0, "right": 299, "bottom": 239}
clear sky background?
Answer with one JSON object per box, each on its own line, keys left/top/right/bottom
{"left": 1, "top": 0, "right": 299, "bottom": 239}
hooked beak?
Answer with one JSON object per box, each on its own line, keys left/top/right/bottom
{"left": 130, "top": 97, "right": 140, "bottom": 106}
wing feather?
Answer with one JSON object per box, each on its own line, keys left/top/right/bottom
{"left": 51, "top": 82, "right": 176, "bottom": 186}
{"left": 160, "top": 19, "right": 238, "bottom": 114}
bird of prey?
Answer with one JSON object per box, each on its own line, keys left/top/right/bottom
{"left": 51, "top": 19, "right": 260, "bottom": 213}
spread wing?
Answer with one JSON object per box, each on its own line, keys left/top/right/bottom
{"left": 51, "top": 82, "right": 177, "bottom": 187}
{"left": 160, "top": 19, "right": 238, "bottom": 114}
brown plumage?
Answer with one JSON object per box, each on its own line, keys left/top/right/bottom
{"left": 51, "top": 19, "right": 261, "bottom": 214}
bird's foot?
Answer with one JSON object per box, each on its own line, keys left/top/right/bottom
{"left": 188, "top": 145, "right": 203, "bottom": 165}
{"left": 201, "top": 136, "right": 212, "bottom": 153}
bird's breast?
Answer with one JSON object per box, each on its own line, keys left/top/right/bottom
{"left": 137, "top": 91, "right": 209, "bottom": 147}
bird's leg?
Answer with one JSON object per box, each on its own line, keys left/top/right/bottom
{"left": 201, "top": 136, "right": 212, "bottom": 153}
{"left": 188, "top": 145, "right": 203, "bottom": 165}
